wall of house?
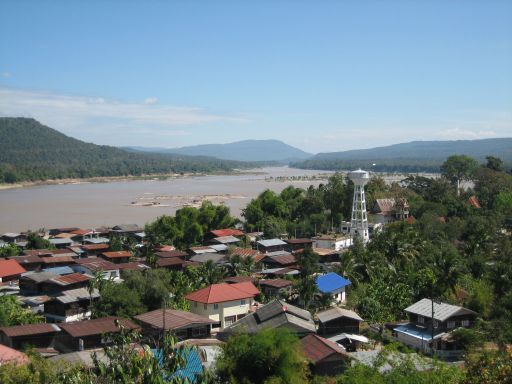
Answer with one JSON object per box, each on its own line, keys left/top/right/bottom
{"left": 318, "top": 318, "right": 360, "bottom": 336}
{"left": 72, "top": 265, "right": 120, "bottom": 281}
{"left": 395, "top": 331, "right": 430, "bottom": 353}
{"left": 188, "top": 299, "right": 251, "bottom": 328}
{"left": 312, "top": 354, "right": 348, "bottom": 376}
{"left": 313, "top": 238, "right": 352, "bottom": 251}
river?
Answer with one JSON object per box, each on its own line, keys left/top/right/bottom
{"left": 0, "top": 167, "right": 333, "bottom": 233}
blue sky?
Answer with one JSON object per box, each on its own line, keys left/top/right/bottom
{"left": 0, "top": 1, "right": 511, "bottom": 153}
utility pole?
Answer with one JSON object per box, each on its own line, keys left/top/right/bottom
{"left": 162, "top": 297, "right": 167, "bottom": 344}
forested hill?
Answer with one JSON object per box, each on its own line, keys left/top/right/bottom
{"left": 291, "top": 138, "right": 512, "bottom": 172}
{"left": 0, "top": 117, "right": 266, "bottom": 183}
{"left": 127, "top": 139, "right": 312, "bottom": 162}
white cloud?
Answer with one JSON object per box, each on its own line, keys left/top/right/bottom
{"left": 436, "top": 128, "right": 497, "bottom": 140}
{"left": 1, "top": 72, "right": 12, "bottom": 78}
{"left": 0, "top": 87, "right": 248, "bottom": 146}
{"left": 144, "top": 97, "right": 158, "bottom": 105}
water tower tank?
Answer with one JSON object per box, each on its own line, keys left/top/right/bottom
{"left": 348, "top": 169, "right": 370, "bottom": 186}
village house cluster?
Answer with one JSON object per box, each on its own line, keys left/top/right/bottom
{"left": 0, "top": 189, "right": 481, "bottom": 378}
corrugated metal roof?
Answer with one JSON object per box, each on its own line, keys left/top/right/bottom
{"left": 49, "top": 238, "right": 74, "bottom": 245}
{"left": 0, "top": 323, "right": 60, "bottom": 337}
{"left": 49, "top": 273, "right": 91, "bottom": 286}
{"left": 21, "top": 271, "right": 57, "bottom": 283}
{"left": 59, "top": 316, "right": 138, "bottom": 338}
{"left": 212, "top": 236, "right": 240, "bottom": 244}
{"left": 259, "top": 279, "right": 293, "bottom": 288}
{"left": 41, "top": 266, "right": 75, "bottom": 275}
{"left": 135, "top": 309, "right": 214, "bottom": 330}
{"left": 75, "top": 258, "right": 118, "bottom": 271}
{"left": 210, "top": 229, "right": 244, "bottom": 238}
{"left": 301, "top": 334, "right": 347, "bottom": 363}
{"left": 189, "top": 253, "right": 226, "bottom": 264}
{"left": 83, "top": 237, "right": 110, "bottom": 245}
{"left": 9, "top": 255, "right": 42, "bottom": 264}
{"left": 316, "top": 273, "right": 351, "bottom": 293}
{"left": 257, "top": 239, "right": 287, "bottom": 247}
{"left": 209, "top": 244, "right": 228, "bottom": 252}
{"left": 262, "top": 253, "right": 296, "bottom": 266}
{"left": 101, "top": 251, "right": 131, "bottom": 258}
{"left": 189, "top": 246, "right": 217, "bottom": 254}
{"left": 54, "top": 287, "right": 99, "bottom": 304}
{"left": 157, "top": 258, "right": 186, "bottom": 268}
{"left": 155, "top": 250, "right": 188, "bottom": 258}
{"left": 404, "top": 298, "right": 477, "bottom": 322}
{"left": 317, "top": 307, "right": 363, "bottom": 323}
{"left": 285, "top": 238, "right": 313, "bottom": 244}
{"left": 80, "top": 244, "right": 109, "bottom": 251}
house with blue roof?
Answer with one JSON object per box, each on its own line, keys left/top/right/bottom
{"left": 152, "top": 347, "right": 204, "bottom": 383}
{"left": 315, "top": 272, "right": 351, "bottom": 304}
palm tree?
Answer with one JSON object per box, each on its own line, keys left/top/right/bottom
{"left": 200, "top": 260, "right": 226, "bottom": 286}
{"left": 337, "top": 252, "right": 363, "bottom": 287}
{"left": 87, "top": 270, "right": 104, "bottom": 317}
{"left": 294, "top": 276, "right": 318, "bottom": 310}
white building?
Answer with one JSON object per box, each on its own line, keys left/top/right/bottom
{"left": 312, "top": 234, "right": 352, "bottom": 251}
{"left": 186, "top": 282, "right": 259, "bottom": 329}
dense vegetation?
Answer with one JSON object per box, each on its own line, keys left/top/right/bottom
{"left": 1, "top": 154, "right": 512, "bottom": 382}
{"left": 291, "top": 138, "right": 512, "bottom": 172}
{"left": 243, "top": 156, "right": 512, "bottom": 344}
{"left": 0, "top": 117, "right": 267, "bottom": 183}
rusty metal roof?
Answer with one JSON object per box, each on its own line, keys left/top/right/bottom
{"left": 0, "top": 323, "right": 61, "bottom": 337}
{"left": 59, "top": 316, "right": 139, "bottom": 338}
{"left": 135, "top": 309, "right": 214, "bottom": 330}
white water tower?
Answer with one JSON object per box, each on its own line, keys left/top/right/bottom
{"left": 349, "top": 169, "right": 370, "bottom": 243}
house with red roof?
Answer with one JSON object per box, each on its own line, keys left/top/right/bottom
{"left": 208, "top": 229, "right": 245, "bottom": 239}
{"left": 99, "top": 251, "right": 132, "bottom": 264}
{"left": 0, "top": 344, "right": 29, "bottom": 366}
{"left": 186, "top": 282, "right": 259, "bottom": 329}
{"left": 0, "top": 259, "right": 27, "bottom": 284}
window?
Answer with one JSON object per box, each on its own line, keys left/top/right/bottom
{"left": 241, "top": 300, "right": 246, "bottom": 305}
{"left": 214, "top": 304, "right": 219, "bottom": 310}
{"left": 462, "top": 319, "right": 470, "bottom": 327}
{"left": 204, "top": 304, "right": 207, "bottom": 310}
{"left": 417, "top": 316, "right": 424, "bottom": 324}
{"left": 433, "top": 320, "right": 439, "bottom": 328}
{"left": 192, "top": 327, "right": 207, "bottom": 337}
{"left": 194, "top": 302, "right": 197, "bottom": 308}
{"left": 447, "top": 321, "right": 455, "bottom": 329}
{"left": 224, "top": 315, "right": 236, "bottom": 327}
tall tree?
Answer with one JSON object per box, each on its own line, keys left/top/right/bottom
{"left": 215, "top": 328, "right": 309, "bottom": 384}
{"left": 441, "top": 155, "right": 479, "bottom": 196}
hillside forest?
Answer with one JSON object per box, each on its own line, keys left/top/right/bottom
{"left": 0, "top": 117, "right": 269, "bottom": 183}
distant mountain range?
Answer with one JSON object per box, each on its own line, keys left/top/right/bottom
{"left": 0, "top": 118, "right": 270, "bottom": 183}
{"left": 126, "top": 139, "right": 312, "bottom": 162}
{"left": 291, "top": 138, "right": 512, "bottom": 172}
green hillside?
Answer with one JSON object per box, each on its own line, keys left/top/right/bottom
{"left": 0, "top": 117, "right": 264, "bottom": 183}
{"left": 291, "top": 139, "right": 512, "bottom": 172}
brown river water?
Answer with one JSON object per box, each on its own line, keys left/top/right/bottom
{"left": 0, "top": 167, "right": 333, "bottom": 233}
